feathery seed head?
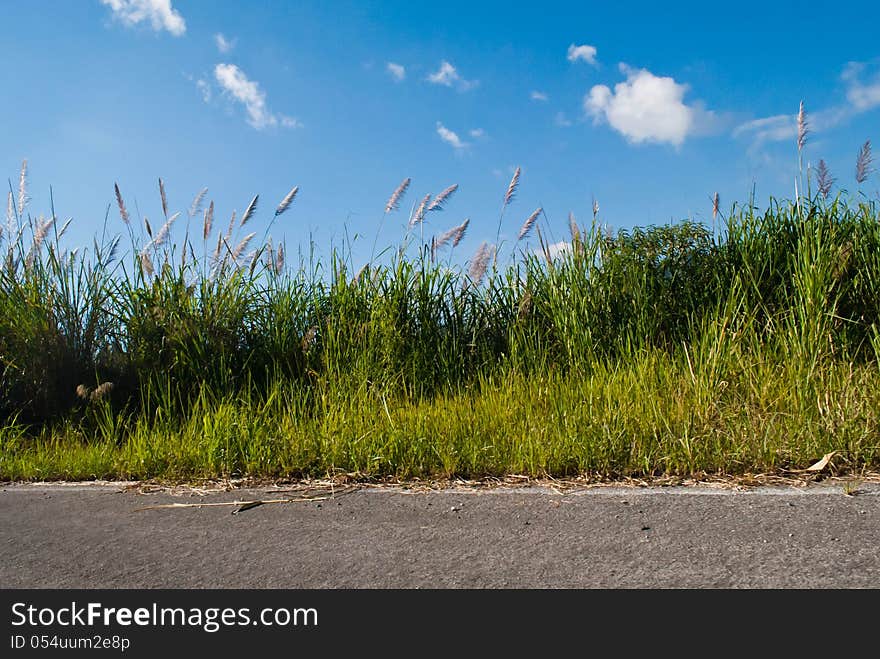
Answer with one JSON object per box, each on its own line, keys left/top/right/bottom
{"left": 240, "top": 195, "right": 259, "bottom": 226}
{"left": 275, "top": 243, "right": 285, "bottom": 274}
{"left": 569, "top": 212, "right": 580, "bottom": 242}
{"left": 385, "top": 177, "right": 411, "bottom": 213}
{"left": 91, "top": 382, "right": 114, "bottom": 402}
{"left": 816, "top": 160, "right": 834, "bottom": 198}
{"left": 467, "top": 241, "right": 493, "bottom": 285}
{"left": 203, "top": 201, "right": 214, "bottom": 241}
{"left": 797, "top": 100, "right": 809, "bottom": 152}
{"left": 518, "top": 207, "right": 542, "bottom": 240}
{"left": 232, "top": 232, "right": 256, "bottom": 261}
{"left": 114, "top": 183, "right": 130, "bottom": 225}
{"left": 153, "top": 212, "right": 179, "bottom": 248}
{"left": 18, "top": 159, "right": 28, "bottom": 216}
{"left": 275, "top": 186, "right": 299, "bottom": 216}
{"left": 188, "top": 187, "right": 208, "bottom": 218}
{"left": 712, "top": 192, "right": 720, "bottom": 220}
{"left": 225, "top": 210, "right": 237, "bottom": 241}
{"left": 428, "top": 184, "right": 459, "bottom": 212}
{"left": 158, "top": 178, "right": 168, "bottom": 219}
{"left": 433, "top": 225, "right": 458, "bottom": 251}
{"left": 140, "top": 252, "right": 154, "bottom": 278}
{"left": 504, "top": 167, "right": 521, "bottom": 207}
{"left": 452, "top": 218, "right": 469, "bottom": 247}
{"left": 856, "top": 140, "right": 874, "bottom": 184}
{"left": 410, "top": 194, "right": 431, "bottom": 226}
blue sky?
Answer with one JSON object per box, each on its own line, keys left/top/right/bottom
{"left": 2, "top": 0, "right": 879, "bottom": 267}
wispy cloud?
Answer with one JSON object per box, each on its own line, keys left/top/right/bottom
{"left": 567, "top": 44, "right": 598, "bottom": 65}
{"left": 555, "top": 111, "right": 573, "bottom": 127}
{"left": 584, "top": 64, "right": 715, "bottom": 146}
{"left": 437, "top": 122, "right": 467, "bottom": 150}
{"left": 100, "top": 0, "right": 186, "bottom": 36}
{"left": 214, "top": 33, "right": 235, "bottom": 53}
{"left": 386, "top": 62, "right": 406, "bottom": 82}
{"left": 427, "top": 61, "right": 478, "bottom": 91}
{"left": 214, "top": 63, "right": 298, "bottom": 130}
{"left": 530, "top": 90, "right": 549, "bottom": 102}
{"left": 469, "top": 128, "right": 486, "bottom": 139}
{"left": 842, "top": 61, "right": 880, "bottom": 112}
{"left": 195, "top": 78, "right": 211, "bottom": 103}
{"left": 734, "top": 61, "right": 880, "bottom": 151}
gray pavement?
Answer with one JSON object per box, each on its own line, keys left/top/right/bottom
{"left": 1, "top": 481, "right": 879, "bottom": 588}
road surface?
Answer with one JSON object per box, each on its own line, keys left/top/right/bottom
{"left": 1, "top": 481, "right": 878, "bottom": 588}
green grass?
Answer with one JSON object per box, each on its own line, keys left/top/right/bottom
{"left": 3, "top": 171, "right": 880, "bottom": 481}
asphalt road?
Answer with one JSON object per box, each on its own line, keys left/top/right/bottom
{"left": 1, "top": 481, "right": 878, "bottom": 588}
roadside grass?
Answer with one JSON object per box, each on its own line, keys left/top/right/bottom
{"left": 2, "top": 156, "right": 880, "bottom": 481}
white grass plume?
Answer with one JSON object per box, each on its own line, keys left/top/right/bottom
{"left": 797, "top": 101, "right": 808, "bottom": 153}
{"left": 428, "top": 184, "right": 458, "bottom": 212}
{"left": 385, "top": 177, "right": 411, "bottom": 213}
{"left": 6, "top": 190, "right": 14, "bottom": 233}
{"left": 158, "top": 177, "right": 168, "bottom": 219}
{"left": 568, "top": 212, "right": 580, "bottom": 242}
{"left": 434, "top": 218, "right": 470, "bottom": 250}
{"left": 18, "top": 160, "right": 28, "bottom": 216}
{"left": 275, "top": 186, "right": 298, "bottom": 217}
{"left": 26, "top": 215, "right": 55, "bottom": 268}
{"left": 409, "top": 193, "right": 431, "bottom": 227}
{"left": 232, "top": 232, "right": 256, "bottom": 261}
{"left": 188, "top": 187, "right": 208, "bottom": 218}
{"left": 467, "top": 241, "right": 493, "bottom": 285}
{"left": 140, "top": 252, "right": 154, "bottom": 278}
{"left": 240, "top": 195, "right": 259, "bottom": 226}
{"left": 203, "top": 201, "right": 214, "bottom": 241}
{"left": 816, "top": 160, "right": 834, "bottom": 198}
{"left": 518, "top": 207, "right": 542, "bottom": 240}
{"left": 504, "top": 167, "right": 520, "bottom": 208}
{"left": 856, "top": 140, "right": 873, "bottom": 184}
{"left": 114, "top": 183, "right": 130, "bottom": 225}
{"left": 152, "top": 211, "right": 180, "bottom": 248}
{"left": 275, "top": 242, "right": 285, "bottom": 274}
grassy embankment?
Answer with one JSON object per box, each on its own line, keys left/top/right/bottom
{"left": 2, "top": 148, "right": 879, "bottom": 481}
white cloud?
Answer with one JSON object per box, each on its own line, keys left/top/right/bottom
{"left": 584, "top": 65, "right": 713, "bottom": 146}
{"left": 386, "top": 62, "right": 406, "bottom": 82}
{"left": 733, "top": 114, "right": 795, "bottom": 144}
{"left": 735, "top": 62, "right": 880, "bottom": 152}
{"left": 437, "top": 122, "right": 467, "bottom": 150}
{"left": 555, "top": 111, "right": 572, "bottom": 127}
{"left": 469, "top": 128, "right": 486, "bottom": 139}
{"left": 214, "top": 63, "right": 298, "bottom": 130}
{"left": 842, "top": 61, "right": 880, "bottom": 112}
{"left": 567, "top": 44, "right": 597, "bottom": 65}
{"left": 214, "top": 33, "right": 235, "bottom": 53}
{"left": 196, "top": 79, "right": 211, "bottom": 103}
{"left": 427, "top": 61, "right": 478, "bottom": 91}
{"left": 537, "top": 241, "right": 571, "bottom": 259}
{"left": 530, "top": 90, "right": 549, "bottom": 102}
{"left": 100, "top": 0, "right": 186, "bottom": 36}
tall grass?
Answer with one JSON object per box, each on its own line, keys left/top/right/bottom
{"left": 2, "top": 150, "right": 880, "bottom": 481}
